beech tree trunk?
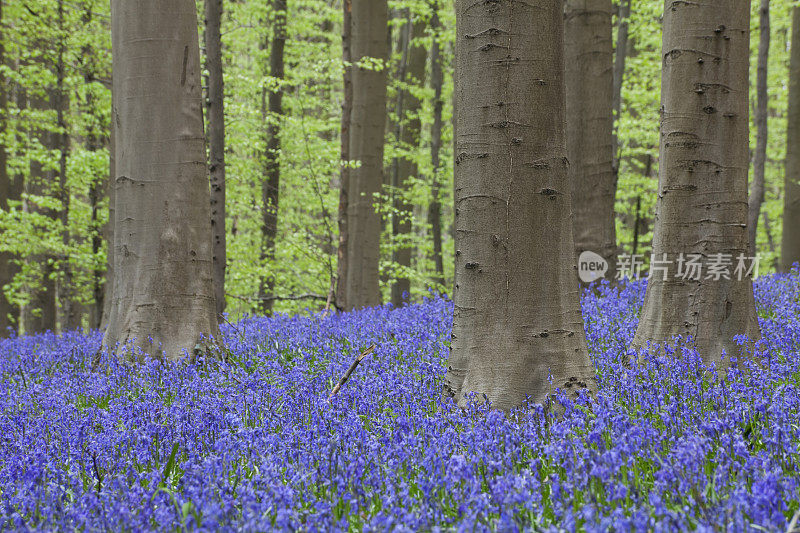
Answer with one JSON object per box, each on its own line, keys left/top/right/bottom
{"left": 257, "top": 0, "right": 287, "bottom": 317}
{"left": 782, "top": 7, "right": 800, "bottom": 272}
{"left": 748, "top": 0, "right": 770, "bottom": 256}
{"left": 427, "top": 6, "right": 445, "bottom": 287}
{"left": 612, "top": 0, "right": 631, "bottom": 171}
{"left": 631, "top": 0, "right": 759, "bottom": 364}
{"left": 24, "top": 67, "right": 58, "bottom": 334}
{"left": 444, "top": 0, "right": 595, "bottom": 411}
{"left": 336, "top": 0, "right": 353, "bottom": 310}
{"left": 390, "top": 17, "right": 426, "bottom": 307}
{"left": 0, "top": 0, "right": 20, "bottom": 335}
{"left": 103, "top": 0, "right": 220, "bottom": 361}
{"left": 565, "top": 0, "right": 617, "bottom": 281}
{"left": 205, "top": 0, "right": 227, "bottom": 319}
{"left": 344, "top": 0, "right": 388, "bottom": 310}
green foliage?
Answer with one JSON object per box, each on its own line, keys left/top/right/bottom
{"left": 0, "top": 0, "right": 110, "bottom": 328}
{"left": 0, "top": 0, "right": 796, "bottom": 328}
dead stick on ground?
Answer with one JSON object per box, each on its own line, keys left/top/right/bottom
{"left": 328, "top": 344, "right": 376, "bottom": 400}
{"left": 787, "top": 510, "right": 800, "bottom": 533}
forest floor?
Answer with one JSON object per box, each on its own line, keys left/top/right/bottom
{"left": 0, "top": 275, "right": 799, "bottom": 531}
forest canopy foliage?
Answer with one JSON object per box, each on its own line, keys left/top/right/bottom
{"left": 0, "top": 0, "right": 795, "bottom": 328}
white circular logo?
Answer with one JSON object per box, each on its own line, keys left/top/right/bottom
{"left": 578, "top": 251, "right": 608, "bottom": 283}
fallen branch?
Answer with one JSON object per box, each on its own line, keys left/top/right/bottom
{"left": 328, "top": 344, "right": 376, "bottom": 400}
{"left": 218, "top": 313, "right": 242, "bottom": 336}
{"left": 787, "top": 510, "right": 800, "bottom": 533}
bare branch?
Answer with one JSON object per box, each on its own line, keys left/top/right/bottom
{"left": 328, "top": 344, "right": 376, "bottom": 400}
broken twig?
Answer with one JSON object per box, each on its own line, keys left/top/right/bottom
{"left": 328, "top": 344, "right": 376, "bottom": 400}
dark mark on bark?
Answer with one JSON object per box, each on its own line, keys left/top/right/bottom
{"left": 464, "top": 28, "right": 506, "bottom": 39}
{"left": 181, "top": 46, "right": 189, "bottom": 86}
{"left": 540, "top": 188, "right": 561, "bottom": 197}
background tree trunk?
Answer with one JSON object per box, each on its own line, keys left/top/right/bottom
{"left": 0, "top": 0, "right": 20, "bottom": 335}
{"left": 100, "top": 114, "right": 115, "bottom": 330}
{"left": 205, "top": 0, "right": 227, "bottom": 319}
{"left": 78, "top": 5, "right": 107, "bottom": 331}
{"left": 103, "top": 0, "right": 220, "bottom": 361}
{"left": 782, "top": 7, "right": 800, "bottom": 272}
{"left": 445, "top": 0, "right": 594, "bottom": 411}
{"left": 565, "top": 0, "right": 617, "bottom": 282}
{"left": 335, "top": 0, "right": 353, "bottom": 310}
{"left": 344, "top": 0, "right": 388, "bottom": 310}
{"left": 257, "top": 0, "right": 287, "bottom": 317}
{"left": 427, "top": 6, "right": 445, "bottom": 287}
{"left": 391, "top": 17, "right": 426, "bottom": 307}
{"left": 23, "top": 67, "right": 57, "bottom": 335}
{"left": 55, "top": 0, "right": 79, "bottom": 330}
{"left": 612, "top": 0, "right": 631, "bottom": 172}
{"left": 88, "top": 135, "right": 105, "bottom": 330}
{"left": 631, "top": 0, "right": 759, "bottom": 364}
{"left": 748, "top": 0, "right": 770, "bottom": 256}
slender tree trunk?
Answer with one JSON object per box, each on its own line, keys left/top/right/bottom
{"left": 88, "top": 134, "right": 104, "bottom": 330}
{"left": 77, "top": 5, "right": 106, "bottom": 331}
{"left": 390, "top": 17, "right": 426, "bottom": 307}
{"left": 205, "top": 0, "right": 227, "bottom": 319}
{"left": 55, "top": 0, "right": 79, "bottom": 330}
{"left": 565, "top": 0, "right": 617, "bottom": 282}
{"left": 389, "top": 15, "right": 410, "bottom": 304}
{"left": 782, "top": 7, "right": 800, "bottom": 272}
{"left": 612, "top": 0, "right": 631, "bottom": 172}
{"left": 257, "top": 0, "right": 287, "bottom": 317}
{"left": 100, "top": 122, "right": 115, "bottom": 330}
{"left": 631, "top": 0, "right": 759, "bottom": 364}
{"left": 24, "top": 50, "right": 58, "bottom": 334}
{"left": 344, "top": 0, "right": 388, "bottom": 310}
{"left": 748, "top": 0, "right": 770, "bottom": 256}
{"left": 445, "top": 0, "right": 595, "bottom": 411}
{"left": 762, "top": 210, "right": 776, "bottom": 258}
{"left": 632, "top": 195, "right": 641, "bottom": 256}
{"left": 0, "top": 0, "right": 20, "bottom": 335}
{"left": 336, "top": 0, "right": 353, "bottom": 310}
{"left": 103, "top": 0, "right": 220, "bottom": 361}
{"left": 427, "top": 6, "right": 445, "bottom": 287}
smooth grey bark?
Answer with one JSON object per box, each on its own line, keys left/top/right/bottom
{"left": 748, "top": 0, "right": 770, "bottom": 256}
{"left": 257, "top": 0, "right": 287, "bottom": 317}
{"left": 391, "top": 17, "right": 426, "bottom": 307}
{"left": 336, "top": 0, "right": 353, "bottom": 310}
{"left": 344, "top": 0, "right": 388, "bottom": 310}
{"left": 0, "top": 0, "right": 20, "bottom": 335}
{"left": 103, "top": 0, "right": 220, "bottom": 361}
{"left": 427, "top": 6, "right": 445, "bottom": 287}
{"left": 782, "top": 7, "right": 800, "bottom": 272}
{"left": 205, "top": 0, "right": 227, "bottom": 319}
{"left": 631, "top": 0, "right": 759, "bottom": 364}
{"left": 445, "top": 0, "right": 595, "bottom": 411}
{"left": 565, "top": 0, "right": 617, "bottom": 281}
{"left": 612, "top": 0, "right": 631, "bottom": 171}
